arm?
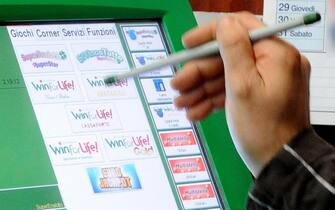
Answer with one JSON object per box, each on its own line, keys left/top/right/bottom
{"left": 248, "top": 128, "right": 335, "bottom": 209}
{"left": 171, "top": 11, "right": 311, "bottom": 177}
{"left": 170, "top": 12, "right": 335, "bottom": 209}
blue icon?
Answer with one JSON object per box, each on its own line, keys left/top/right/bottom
{"left": 127, "top": 29, "right": 137, "bottom": 40}
{"left": 153, "top": 79, "right": 166, "bottom": 92}
{"left": 136, "top": 56, "right": 146, "bottom": 65}
{"left": 154, "top": 108, "right": 164, "bottom": 118}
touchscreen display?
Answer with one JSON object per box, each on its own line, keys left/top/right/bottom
{"left": 4, "top": 21, "right": 224, "bottom": 210}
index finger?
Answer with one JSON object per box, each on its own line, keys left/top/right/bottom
{"left": 170, "top": 56, "right": 224, "bottom": 92}
{"left": 182, "top": 20, "right": 217, "bottom": 48}
{"left": 183, "top": 12, "right": 266, "bottom": 49}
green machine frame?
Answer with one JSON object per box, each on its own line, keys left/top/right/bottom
{"left": 0, "top": 0, "right": 252, "bottom": 209}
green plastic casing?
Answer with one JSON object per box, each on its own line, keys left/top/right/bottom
{"left": 0, "top": 0, "right": 252, "bottom": 209}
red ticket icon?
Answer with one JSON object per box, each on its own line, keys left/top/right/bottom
{"left": 178, "top": 183, "right": 215, "bottom": 200}
{"left": 169, "top": 157, "right": 206, "bottom": 173}
{"left": 160, "top": 130, "right": 196, "bottom": 147}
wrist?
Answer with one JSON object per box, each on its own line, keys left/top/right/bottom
{"left": 256, "top": 123, "right": 311, "bottom": 176}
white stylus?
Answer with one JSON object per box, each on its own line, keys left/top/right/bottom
{"left": 105, "top": 12, "right": 321, "bottom": 85}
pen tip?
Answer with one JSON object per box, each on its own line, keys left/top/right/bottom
{"left": 304, "top": 12, "right": 321, "bottom": 25}
{"left": 104, "top": 76, "right": 118, "bottom": 85}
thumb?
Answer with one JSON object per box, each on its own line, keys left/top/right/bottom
{"left": 216, "top": 16, "right": 258, "bottom": 94}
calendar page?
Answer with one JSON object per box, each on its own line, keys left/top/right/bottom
{"left": 264, "top": 0, "right": 335, "bottom": 125}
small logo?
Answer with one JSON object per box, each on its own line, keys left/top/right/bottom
{"left": 46, "top": 137, "right": 103, "bottom": 165}
{"left": 31, "top": 79, "right": 75, "bottom": 92}
{"left": 104, "top": 133, "right": 155, "bottom": 157}
{"left": 21, "top": 50, "right": 67, "bottom": 69}
{"left": 178, "top": 183, "right": 215, "bottom": 201}
{"left": 126, "top": 28, "right": 158, "bottom": 40}
{"left": 70, "top": 108, "right": 113, "bottom": 121}
{"left": 49, "top": 141, "right": 99, "bottom": 156}
{"left": 160, "top": 131, "right": 197, "bottom": 147}
{"left": 59, "top": 51, "right": 67, "bottom": 60}
{"left": 21, "top": 50, "right": 67, "bottom": 62}
{"left": 153, "top": 79, "right": 166, "bottom": 92}
{"left": 154, "top": 108, "right": 164, "bottom": 118}
{"left": 153, "top": 106, "right": 175, "bottom": 118}
{"left": 136, "top": 56, "right": 146, "bottom": 65}
{"left": 66, "top": 104, "right": 122, "bottom": 132}
{"left": 86, "top": 76, "right": 128, "bottom": 88}
{"left": 76, "top": 48, "right": 124, "bottom": 64}
{"left": 169, "top": 157, "right": 206, "bottom": 174}
{"left": 135, "top": 54, "right": 165, "bottom": 66}
{"left": 127, "top": 29, "right": 137, "bottom": 40}
{"left": 87, "top": 164, "right": 142, "bottom": 193}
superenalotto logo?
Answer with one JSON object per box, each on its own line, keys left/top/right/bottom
{"left": 77, "top": 48, "right": 124, "bottom": 64}
{"left": 21, "top": 50, "right": 67, "bottom": 68}
{"left": 126, "top": 28, "right": 158, "bottom": 40}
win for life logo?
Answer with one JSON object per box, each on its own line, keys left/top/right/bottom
{"left": 71, "top": 108, "right": 113, "bottom": 121}
{"left": 26, "top": 76, "right": 83, "bottom": 103}
{"left": 104, "top": 133, "right": 155, "bottom": 160}
{"left": 31, "top": 79, "right": 75, "bottom": 92}
{"left": 46, "top": 137, "right": 103, "bottom": 165}
{"left": 83, "top": 75, "right": 137, "bottom": 100}
{"left": 86, "top": 76, "right": 129, "bottom": 88}
{"left": 66, "top": 104, "right": 122, "bottom": 132}
{"left": 77, "top": 48, "right": 124, "bottom": 64}
{"left": 21, "top": 50, "right": 67, "bottom": 69}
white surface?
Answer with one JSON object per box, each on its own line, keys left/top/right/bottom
{"left": 7, "top": 23, "right": 178, "bottom": 210}
{"left": 194, "top": 12, "right": 225, "bottom": 25}
{"left": 264, "top": 0, "right": 335, "bottom": 125}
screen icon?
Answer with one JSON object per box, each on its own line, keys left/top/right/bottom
{"left": 154, "top": 108, "right": 164, "bottom": 118}
{"left": 153, "top": 79, "right": 166, "bottom": 92}
{"left": 136, "top": 56, "right": 146, "bottom": 65}
{"left": 87, "top": 164, "right": 142, "bottom": 193}
{"left": 178, "top": 182, "right": 219, "bottom": 209}
{"left": 168, "top": 156, "right": 209, "bottom": 183}
{"left": 127, "top": 29, "right": 137, "bottom": 40}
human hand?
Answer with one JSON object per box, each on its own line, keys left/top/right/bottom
{"left": 170, "top": 12, "right": 311, "bottom": 176}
